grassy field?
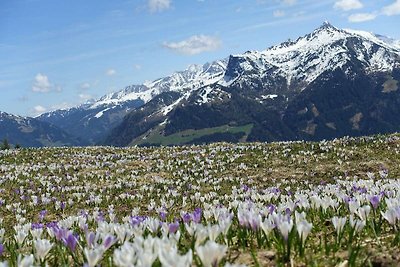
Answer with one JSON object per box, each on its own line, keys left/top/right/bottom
{"left": 131, "top": 123, "right": 253, "bottom": 146}
{"left": 0, "top": 133, "right": 400, "bottom": 266}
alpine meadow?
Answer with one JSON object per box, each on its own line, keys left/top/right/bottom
{"left": 1, "top": 0, "right": 400, "bottom": 266}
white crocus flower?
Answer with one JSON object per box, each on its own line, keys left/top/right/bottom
{"left": 332, "top": 216, "right": 347, "bottom": 236}
{"left": 194, "top": 225, "right": 208, "bottom": 247}
{"left": 278, "top": 219, "right": 294, "bottom": 241}
{"left": 260, "top": 216, "right": 275, "bottom": 236}
{"left": 196, "top": 240, "right": 227, "bottom": 267}
{"left": 113, "top": 242, "right": 138, "bottom": 267}
{"left": 296, "top": 220, "right": 312, "bottom": 243}
{"left": 294, "top": 211, "right": 307, "bottom": 223}
{"left": 34, "top": 239, "right": 53, "bottom": 262}
{"left": 146, "top": 218, "right": 160, "bottom": 234}
{"left": 158, "top": 248, "right": 192, "bottom": 267}
{"left": 348, "top": 201, "right": 360, "bottom": 215}
{"left": 17, "top": 254, "right": 35, "bottom": 267}
{"left": 207, "top": 224, "right": 221, "bottom": 241}
{"left": 84, "top": 246, "right": 104, "bottom": 267}
{"left": 349, "top": 215, "right": 365, "bottom": 233}
{"left": 30, "top": 228, "right": 43, "bottom": 240}
{"left": 219, "top": 216, "right": 233, "bottom": 236}
{"left": 357, "top": 205, "right": 371, "bottom": 221}
{"left": 381, "top": 209, "right": 397, "bottom": 225}
{"left": 15, "top": 229, "right": 28, "bottom": 246}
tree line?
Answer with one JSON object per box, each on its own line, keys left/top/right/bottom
{"left": 1, "top": 139, "right": 21, "bottom": 150}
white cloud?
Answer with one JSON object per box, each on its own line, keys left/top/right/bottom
{"left": 334, "top": 0, "right": 363, "bottom": 11}
{"left": 32, "top": 73, "right": 52, "bottom": 93}
{"left": 273, "top": 10, "right": 285, "bottom": 17}
{"left": 348, "top": 13, "right": 377, "bottom": 22}
{"left": 259, "top": 0, "right": 296, "bottom": 5}
{"left": 50, "top": 102, "right": 72, "bottom": 111}
{"left": 163, "top": 35, "right": 221, "bottom": 55}
{"left": 382, "top": 0, "right": 400, "bottom": 16}
{"left": 282, "top": 0, "right": 296, "bottom": 6}
{"left": 134, "top": 64, "right": 142, "bottom": 70}
{"left": 78, "top": 94, "right": 93, "bottom": 102}
{"left": 32, "top": 105, "right": 47, "bottom": 116}
{"left": 106, "top": 69, "right": 116, "bottom": 76}
{"left": 148, "top": 0, "right": 171, "bottom": 13}
{"left": 80, "top": 82, "right": 91, "bottom": 90}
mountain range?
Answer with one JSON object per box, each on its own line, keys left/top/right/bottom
{"left": 0, "top": 111, "right": 81, "bottom": 147}
{"left": 1, "top": 22, "right": 400, "bottom": 147}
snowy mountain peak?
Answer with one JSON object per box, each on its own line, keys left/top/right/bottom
{"left": 86, "top": 59, "right": 228, "bottom": 110}
{"left": 319, "top": 21, "right": 338, "bottom": 31}
{"left": 221, "top": 23, "right": 400, "bottom": 88}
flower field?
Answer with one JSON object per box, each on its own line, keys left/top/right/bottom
{"left": 1, "top": 134, "right": 400, "bottom": 266}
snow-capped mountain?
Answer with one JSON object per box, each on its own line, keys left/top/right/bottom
{"left": 221, "top": 22, "right": 399, "bottom": 90}
{"left": 104, "top": 22, "right": 400, "bottom": 146}
{"left": 36, "top": 22, "right": 400, "bottom": 146}
{"left": 38, "top": 59, "right": 228, "bottom": 144}
{"left": 0, "top": 111, "right": 82, "bottom": 147}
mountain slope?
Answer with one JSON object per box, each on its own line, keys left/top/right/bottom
{"left": 104, "top": 22, "right": 400, "bottom": 146}
{"left": 0, "top": 112, "right": 82, "bottom": 147}
{"left": 37, "top": 60, "right": 227, "bottom": 144}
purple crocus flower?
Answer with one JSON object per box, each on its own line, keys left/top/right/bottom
{"left": 0, "top": 243, "right": 4, "bottom": 256}
{"left": 267, "top": 204, "right": 276, "bottom": 214}
{"left": 31, "top": 223, "right": 44, "bottom": 229}
{"left": 130, "top": 215, "right": 146, "bottom": 226}
{"left": 86, "top": 231, "right": 96, "bottom": 248}
{"left": 54, "top": 228, "right": 66, "bottom": 241}
{"left": 370, "top": 195, "right": 380, "bottom": 210}
{"left": 103, "top": 235, "right": 115, "bottom": 250}
{"left": 182, "top": 213, "right": 191, "bottom": 223}
{"left": 168, "top": 222, "right": 180, "bottom": 234}
{"left": 64, "top": 233, "right": 78, "bottom": 252}
{"left": 192, "top": 208, "right": 202, "bottom": 223}
{"left": 285, "top": 208, "right": 292, "bottom": 216}
{"left": 159, "top": 211, "right": 167, "bottom": 221}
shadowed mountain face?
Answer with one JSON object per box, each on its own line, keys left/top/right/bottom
{"left": 103, "top": 23, "right": 400, "bottom": 146}
{"left": 0, "top": 112, "right": 82, "bottom": 147}
{"left": 37, "top": 61, "right": 228, "bottom": 145}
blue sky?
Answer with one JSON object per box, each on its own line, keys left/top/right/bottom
{"left": 0, "top": 0, "right": 399, "bottom": 116}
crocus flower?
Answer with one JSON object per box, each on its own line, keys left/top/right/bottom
{"left": 159, "top": 247, "right": 192, "bottom": 267}
{"left": 332, "top": 216, "right": 347, "bottom": 236}
{"left": 182, "top": 213, "right": 191, "bottom": 224}
{"left": 369, "top": 195, "right": 380, "bottom": 210}
{"left": 192, "top": 208, "right": 202, "bottom": 223}
{"left": 84, "top": 247, "right": 104, "bottom": 267}
{"left": 196, "top": 240, "right": 227, "bottom": 267}
{"left": 17, "top": 254, "right": 34, "bottom": 267}
{"left": 357, "top": 205, "right": 371, "bottom": 221}
{"left": 34, "top": 239, "right": 53, "bottom": 262}
{"left": 260, "top": 217, "right": 275, "bottom": 236}
{"left": 349, "top": 215, "right": 365, "bottom": 233}
{"left": 103, "top": 235, "right": 115, "bottom": 250}
{"left": 296, "top": 220, "right": 312, "bottom": 243}
{"left": 381, "top": 209, "right": 397, "bottom": 225}
{"left": 64, "top": 233, "right": 78, "bottom": 252}
{"left": 168, "top": 222, "right": 180, "bottom": 234}
{"left": 278, "top": 219, "right": 294, "bottom": 241}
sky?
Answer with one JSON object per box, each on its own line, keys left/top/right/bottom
{"left": 0, "top": 0, "right": 399, "bottom": 117}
